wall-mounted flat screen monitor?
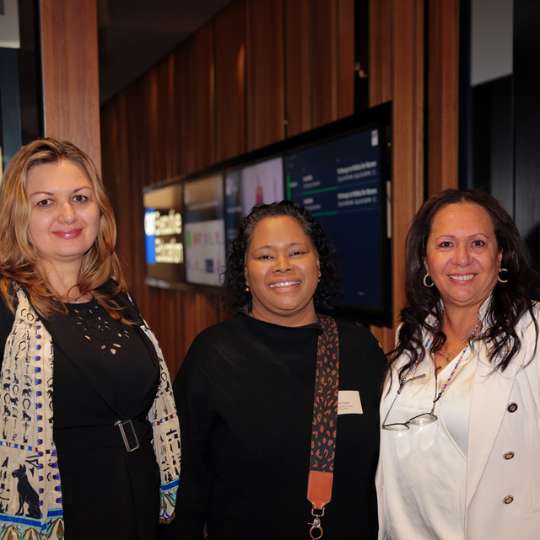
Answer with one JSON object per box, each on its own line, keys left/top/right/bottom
{"left": 183, "top": 173, "right": 226, "bottom": 286}
{"left": 143, "top": 182, "right": 184, "bottom": 287}
{"left": 285, "top": 121, "right": 390, "bottom": 324}
{"left": 225, "top": 156, "right": 284, "bottom": 246}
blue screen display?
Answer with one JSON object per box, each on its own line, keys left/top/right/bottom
{"left": 285, "top": 128, "right": 386, "bottom": 311}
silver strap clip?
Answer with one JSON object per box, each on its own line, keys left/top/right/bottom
{"left": 308, "top": 507, "right": 325, "bottom": 539}
{"left": 115, "top": 419, "right": 140, "bottom": 453}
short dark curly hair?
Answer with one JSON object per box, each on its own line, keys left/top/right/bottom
{"left": 225, "top": 200, "right": 340, "bottom": 310}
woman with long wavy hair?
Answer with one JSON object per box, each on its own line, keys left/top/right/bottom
{"left": 377, "top": 189, "right": 540, "bottom": 540}
{"left": 0, "top": 138, "right": 180, "bottom": 540}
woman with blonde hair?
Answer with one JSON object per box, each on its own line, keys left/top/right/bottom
{"left": 0, "top": 138, "right": 180, "bottom": 539}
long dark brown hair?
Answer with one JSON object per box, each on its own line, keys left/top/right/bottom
{"left": 389, "top": 189, "right": 540, "bottom": 374}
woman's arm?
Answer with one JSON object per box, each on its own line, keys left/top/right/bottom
{"left": 161, "top": 334, "right": 217, "bottom": 540}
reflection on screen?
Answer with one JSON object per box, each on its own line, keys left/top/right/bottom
{"left": 184, "top": 174, "right": 226, "bottom": 286}
{"left": 286, "top": 129, "right": 384, "bottom": 310}
{"left": 143, "top": 183, "right": 184, "bottom": 284}
{"left": 225, "top": 156, "right": 284, "bottom": 248}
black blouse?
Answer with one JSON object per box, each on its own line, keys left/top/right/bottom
{"left": 0, "top": 291, "right": 161, "bottom": 540}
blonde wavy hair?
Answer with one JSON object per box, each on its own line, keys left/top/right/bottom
{"left": 0, "top": 138, "right": 128, "bottom": 319}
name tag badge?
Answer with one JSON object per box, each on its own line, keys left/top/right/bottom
{"left": 338, "top": 390, "right": 363, "bottom": 415}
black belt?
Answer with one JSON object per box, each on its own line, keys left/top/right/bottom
{"left": 53, "top": 417, "right": 152, "bottom": 453}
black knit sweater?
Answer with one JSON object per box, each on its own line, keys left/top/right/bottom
{"left": 166, "top": 313, "right": 386, "bottom": 540}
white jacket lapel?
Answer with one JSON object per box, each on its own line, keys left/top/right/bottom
{"left": 466, "top": 345, "right": 517, "bottom": 507}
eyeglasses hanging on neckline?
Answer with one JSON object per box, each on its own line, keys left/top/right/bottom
{"left": 382, "top": 345, "right": 470, "bottom": 431}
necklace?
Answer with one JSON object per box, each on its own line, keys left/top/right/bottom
{"left": 434, "top": 341, "right": 467, "bottom": 371}
{"left": 433, "top": 346, "right": 469, "bottom": 402}
{"left": 58, "top": 291, "right": 92, "bottom": 304}
{"left": 433, "top": 318, "right": 482, "bottom": 372}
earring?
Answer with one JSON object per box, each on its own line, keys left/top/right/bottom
{"left": 423, "top": 273, "right": 434, "bottom": 288}
{"left": 245, "top": 285, "right": 250, "bottom": 292}
{"left": 498, "top": 268, "right": 509, "bottom": 283}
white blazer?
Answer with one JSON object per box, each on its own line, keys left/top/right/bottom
{"left": 377, "top": 305, "right": 540, "bottom": 540}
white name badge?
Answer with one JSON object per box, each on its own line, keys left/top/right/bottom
{"left": 338, "top": 390, "right": 363, "bottom": 415}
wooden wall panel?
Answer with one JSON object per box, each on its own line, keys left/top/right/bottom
{"left": 284, "top": 0, "right": 312, "bottom": 136}
{"left": 369, "top": 0, "right": 393, "bottom": 106}
{"left": 285, "top": 0, "right": 354, "bottom": 136}
{"left": 428, "top": 0, "right": 459, "bottom": 195}
{"left": 40, "top": 0, "right": 101, "bottom": 169}
{"left": 215, "top": 0, "right": 247, "bottom": 161}
{"left": 184, "top": 24, "right": 216, "bottom": 173}
{"left": 101, "top": 95, "right": 133, "bottom": 285}
{"left": 246, "top": 0, "right": 285, "bottom": 149}
{"left": 310, "top": 0, "right": 339, "bottom": 127}
{"left": 389, "top": 0, "right": 425, "bottom": 347}
{"left": 337, "top": 0, "right": 355, "bottom": 118}
{"left": 174, "top": 46, "right": 190, "bottom": 177}
{"left": 368, "top": 0, "right": 425, "bottom": 353}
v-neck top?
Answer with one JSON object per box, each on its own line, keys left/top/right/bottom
{"left": 379, "top": 344, "right": 478, "bottom": 540}
{"left": 0, "top": 291, "right": 161, "bottom": 540}
{"left": 60, "top": 298, "right": 158, "bottom": 421}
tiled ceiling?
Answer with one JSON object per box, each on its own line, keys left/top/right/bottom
{"left": 98, "top": 0, "right": 232, "bottom": 103}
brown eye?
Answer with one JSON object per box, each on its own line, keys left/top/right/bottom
{"left": 36, "top": 199, "right": 53, "bottom": 208}
{"left": 289, "top": 249, "right": 307, "bottom": 257}
{"left": 72, "top": 194, "right": 89, "bottom": 203}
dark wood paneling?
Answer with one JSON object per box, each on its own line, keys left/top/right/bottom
{"left": 285, "top": 0, "right": 354, "bottom": 136}
{"left": 215, "top": 0, "right": 247, "bottom": 161}
{"left": 337, "top": 0, "right": 355, "bottom": 118}
{"left": 174, "top": 46, "right": 190, "bottom": 177}
{"left": 390, "top": 0, "right": 425, "bottom": 340}
{"left": 184, "top": 24, "right": 216, "bottom": 173}
{"left": 310, "top": 0, "right": 339, "bottom": 127}
{"left": 369, "top": 0, "right": 393, "bottom": 106}
{"left": 40, "top": 0, "right": 101, "bottom": 169}
{"left": 368, "top": 0, "right": 425, "bottom": 352}
{"left": 428, "top": 0, "right": 459, "bottom": 195}
{"left": 284, "top": 0, "right": 312, "bottom": 136}
{"left": 246, "top": 0, "right": 285, "bottom": 149}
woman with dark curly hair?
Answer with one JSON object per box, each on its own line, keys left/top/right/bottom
{"left": 166, "top": 200, "right": 386, "bottom": 540}
{"left": 377, "top": 189, "right": 540, "bottom": 540}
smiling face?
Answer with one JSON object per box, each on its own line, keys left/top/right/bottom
{"left": 425, "top": 202, "right": 502, "bottom": 310}
{"left": 245, "top": 215, "right": 320, "bottom": 327}
{"left": 26, "top": 160, "right": 100, "bottom": 270}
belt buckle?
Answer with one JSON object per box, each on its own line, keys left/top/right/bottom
{"left": 115, "top": 419, "right": 140, "bottom": 453}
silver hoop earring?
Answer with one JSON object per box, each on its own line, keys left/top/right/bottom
{"left": 423, "top": 273, "right": 434, "bottom": 288}
{"left": 498, "top": 268, "right": 509, "bottom": 283}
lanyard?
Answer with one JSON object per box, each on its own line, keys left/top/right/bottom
{"left": 307, "top": 315, "right": 339, "bottom": 539}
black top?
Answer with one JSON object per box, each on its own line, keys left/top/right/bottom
{"left": 0, "top": 291, "right": 161, "bottom": 540}
{"left": 166, "top": 313, "right": 386, "bottom": 540}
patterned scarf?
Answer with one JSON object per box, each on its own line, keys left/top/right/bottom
{"left": 0, "top": 289, "right": 181, "bottom": 539}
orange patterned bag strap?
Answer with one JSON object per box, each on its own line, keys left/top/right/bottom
{"left": 307, "top": 314, "right": 339, "bottom": 539}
